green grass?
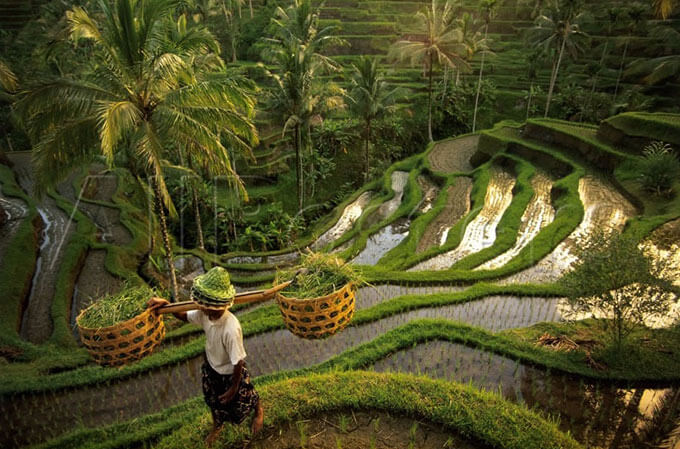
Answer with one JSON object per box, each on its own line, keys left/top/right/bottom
{"left": 0, "top": 164, "right": 39, "bottom": 351}
{"left": 604, "top": 112, "right": 680, "bottom": 148}
{"left": 155, "top": 371, "right": 583, "bottom": 449}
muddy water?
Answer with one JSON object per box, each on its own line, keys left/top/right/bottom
{"left": 427, "top": 135, "right": 477, "bottom": 173}
{"left": 364, "top": 171, "right": 410, "bottom": 229}
{"left": 410, "top": 169, "right": 515, "bottom": 271}
{"left": 311, "top": 191, "right": 374, "bottom": 251}
{"left": 417, "top": 178, "right": 472, "bottom": 253}
{"left": 372, "top": 341, "right": 680, "bottom": 449}
{"left": 0, "top": 294, "right": 561, "bottom": 448}
{"left": 352, "top": 219, "right": 410, "bottom": 265}
{"left": 476, "top": 173, "right": 555, "bottom": 270}
{"left": 501, "top": 176, "right": 636, "bottom": 284}
{"left": 416, "top": 175, "right": 439, "bottom": 214}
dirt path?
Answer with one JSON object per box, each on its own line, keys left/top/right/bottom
{"left": 427, "top": 135, "right": 478, "bottom": 173}
{"left": 410, "top": 169, "right": 515, "bottom": 271}
{"left": 9, "top": 153, "right": 76, "bottom": 344}
{"left": 417, "top": 178, "right": 472, "bottom": 253}
{"left": 372, "top": 340, "right": 678, "bottom": 449}
{"left": 501, "top": 176, "right": 636, "bottom": 284}
{"left": 0, "top": 291, "right": 561, "bottom": 448}
{"left": 476, "top": 172, "right": 555, "bottom": 270}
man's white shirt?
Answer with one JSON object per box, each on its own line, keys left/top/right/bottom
{"left": 187, "top": 310, "right": 247, "bottom": 375}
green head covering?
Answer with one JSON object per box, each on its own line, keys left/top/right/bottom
{"left": 191, "top": 267, "right": 236, "bottom": 309}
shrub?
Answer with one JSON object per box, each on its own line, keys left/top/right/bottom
{"left": 636, "top": 141, "right": 680, "bottom": 195}
{"left": 559, "top": 231, "right": 678, "bottom": 349}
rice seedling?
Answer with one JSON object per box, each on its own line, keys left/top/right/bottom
{"left": 77, "top": 284, "right": 155, "bottom": 328}
{"left": 276, "top": 252, "right": 364, "bottom": 299}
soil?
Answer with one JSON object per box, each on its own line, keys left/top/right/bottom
{"left": 70, "top": 249, "right": 124, "bottom": 332}
{"left": 427, "top": 135, "right": 478, "bottom": 174}
{"left": 247, "top": 410, "right": 485, "bottom": 449}
{"left": 650, "top": 218, "right": 680, "bottom": 250}
{"left": 410, "top": 169, "right": 515, "bottom": 271}
{"left": 416, "top": 175, "right": 440, "bottom": 213}
{"left": 417, "top": 178, "right": 472, "bottom": 253}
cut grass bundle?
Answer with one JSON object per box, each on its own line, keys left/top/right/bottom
{"left": 77, "top": 284, "right": 155, "bottom": 329}
{"left": 77, "top": 284, "right": 165, "bottom": 366}
{"left": 275, "top": 253, "right": 362, "bottom": 339}
{"left": 276, "top": 253, "right": 363, "bottom": 299}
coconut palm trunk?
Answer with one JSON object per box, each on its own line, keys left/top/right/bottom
{"left": 427, "top": 53, "right": 434, "bottom": 142}
{"left": 544, "top": 31, "right": 567, "bottom": 118}
{"left": 526, "top": 81, "right": 534, "bottom": 120}
{"left": 472, "top": 24, "right": 489, "bottom": 132}
{"left": 153, "top": 177, "right": 179, "bottom": 301}
{"left": 614, "top": 37, "right": 630, "bottom": 102}
{"left": 364, "top": 119, "right": 371, "bottom": 182}
{"left": 192, "top": 185, "right": 205, "bottom": 250}
{"left": 295, "top": 123, "right": 304, "bottom": 212}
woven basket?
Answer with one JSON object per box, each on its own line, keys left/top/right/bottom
{"left": 276, "top": 282, "right": 356, "bottom": 339}
{"left": 77, "top": 308, "right": 166, "bottom": 366}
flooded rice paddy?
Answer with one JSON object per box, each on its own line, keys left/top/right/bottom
{"left": 501, "top": 176, "right": 636, "bottom": 284}
{"left": 372, "top": 340, "right": 680, "bottom": 449}
{"left": 410, "top": 169, "right": 515, "bottom": 271}
{"left": 476, "top": 172, "right": 555, "bottom": 270}
{"left": 312, "top": 191, "right": 373, "bottom": 250}
{"left": 0, "top": 293, "right": 561, "bottom": 447}
{"left": 416, "top": 177, "right": 473, "bottom": 253}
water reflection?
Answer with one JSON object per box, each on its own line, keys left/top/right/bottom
{"left": 371, "top": 340, "right": 679, "bottom": 448}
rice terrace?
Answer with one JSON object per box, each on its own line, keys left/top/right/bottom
{"left": 1, "top": 0, "right": 680, "bottom": 448}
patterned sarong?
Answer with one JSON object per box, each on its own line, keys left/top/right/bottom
{"left": 201, "top": 359, "right": 259, "bottom": 426}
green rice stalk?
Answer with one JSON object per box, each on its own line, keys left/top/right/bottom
{"left": 276, "top": 252, "right": 364, "bottom": 299}
{"left": 78, "top": 284, "right": 155, "bottom": 328}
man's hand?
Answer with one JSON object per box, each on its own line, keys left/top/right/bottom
{"left": 147, "top": 297, "right": 169, "bottom": 313}
{"left": 219, "top": 386, "right": 237, "bottom": 404}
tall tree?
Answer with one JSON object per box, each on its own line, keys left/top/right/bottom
{"left": 527, "top": 0, "right": 588, "bottom": 118}
{"left": 472, "top": 0, "right": 497, "bottom": 132}
{"left": 389, "top": 0, "right": 467, "bottom": 142}
{"left": 614, "top": 4, "right": 647, "bottom": 102}
{"left": 265, "top": 0, "right": 344, "bottom": 212}
{"left": 345, "top": 57, "right": 400, "bottom": 182}
{"left": 16, "top": 0, "right": 257, "bottom": 300}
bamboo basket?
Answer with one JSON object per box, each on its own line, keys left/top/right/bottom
{"left": 77, "top": 282, "right": 293, "bottom": 366}
{"left": 276, "top": 282, "right": 356, "bottom": 339}
{"left": 77, "top": 308, "right": 165, "bottom": 367}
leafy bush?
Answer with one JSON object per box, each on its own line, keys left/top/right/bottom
{"left": 636, "top": 141, "right": 680, "bottom": 195}
{"left": 559, "top": 231, "right": 677, "bottom": 349}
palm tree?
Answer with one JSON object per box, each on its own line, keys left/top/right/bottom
{"left": 614, "top": 4, "right": 647, "bottom": 102}
{"left": 389, "top": 0, "right": 467, "bottom": 142}
{"left": 472, "top": 0, "right": 497, "bottom": 132}
{"left": 16, "top": 0, "right": 257, "bottom": 300}
{"left": 527, "top": 0, "right": 588, "bottom": 118}
{"left": 653, "top": 0, "right": 677, "bottom": 19}
{"left": 265, "top": 0, "right": 344, "bottom": 212}
{"left": 0, "top": 59, "right": 18, "bottom": 96}
{"left": 345, "top": 57, "right": 400, "bottom": 182}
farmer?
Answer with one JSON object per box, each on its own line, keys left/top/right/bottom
{"left": 148, "top": 267, "right": 263, "bottom": 445}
